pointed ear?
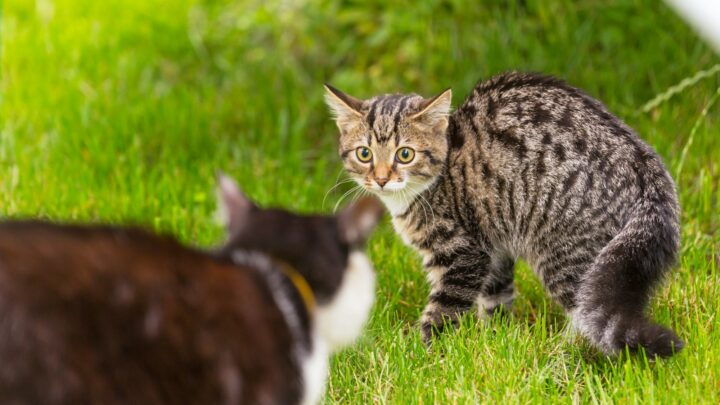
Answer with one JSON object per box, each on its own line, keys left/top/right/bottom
{"left": 338, "top": 197, "right": 385, "bottom": 245}
{"left": 324, "top": 84, "right": 364, "bottom": 126}
{"left": 409, "top": 88, "right": 452, "bottom": 129}
{"left": 216, "top": 172, "right": 254, "bottom": 232}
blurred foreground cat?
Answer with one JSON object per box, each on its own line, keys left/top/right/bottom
{"left": 326, "top": 72, "right": 682, "bottom": 357}
{"left": 0, "top": 174, "right": 383, "bottom": 404}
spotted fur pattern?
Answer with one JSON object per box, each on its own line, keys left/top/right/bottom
{"left": 326, "top": 72, "right": 683, "bottom": 357}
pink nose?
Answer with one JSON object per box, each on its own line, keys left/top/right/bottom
{"left": 375, "top": 178, "right": 389, "bottom": 187}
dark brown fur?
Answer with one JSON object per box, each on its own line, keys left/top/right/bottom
{"left": 0, "top": 222, "right": 298, "bottom": 404}
{"left": 0, "top": 179, "right": 383, "bottom": 404}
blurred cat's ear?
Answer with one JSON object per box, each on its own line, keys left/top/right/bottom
{"left": 216, "top": 172, "right": 254, "bottom": 232}
{"left": 324, "top": 84, "right": 364, "bottom": 125}
{"left": 409, "top": 88, "right": 452, "bottom": 130}
{"left": 338, "top": 197, "right": 385, "bottom": 245}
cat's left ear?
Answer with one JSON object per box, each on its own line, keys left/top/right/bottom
{"left": 338, "top": 197, "right": 385, "bottom": 246}
{"left": 324, "top": 84, "right": 364, "bottom": 127}
{"left": 409, "top": 88, "right": 452, "bottom": 131}
{"left": 216, "top": 172, "right": 255, "bottom": 232}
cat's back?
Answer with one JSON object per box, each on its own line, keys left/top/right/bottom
{"left": 0, "top": 220, "right": 198, "bottom": 267}
{"left": 451, "top": 72, "right": 675, "bottom": 198}
{"left": 0, "top": 221, "right": 219, "bottom": 300}
{"left": 456, "top": 72, "right": 642, "bottom": 152}
{"left": 445, "top": 72, "right": 677, "bottom": 251}
{"left": 0, "top": 221, "right": 300, "bottom": 404}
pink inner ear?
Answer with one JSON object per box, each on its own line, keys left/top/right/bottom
{"left": 217, "top": 174, "right": 253, "bottom": 230}
{"left": 325, "top": 84, "right": 364, "bottom": 114}
{"left": 410, "top": 89, "right": 452, "bottom": 122}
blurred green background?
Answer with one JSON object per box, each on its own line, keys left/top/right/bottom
{"left": 1, "top": 0, "right": 719, "bottom": 403}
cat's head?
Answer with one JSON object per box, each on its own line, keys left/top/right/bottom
{"left": 215, "top": 174, "right": 384, "bottom": 351}
{"left": 324, "top": 85, "right": 452, "bottom": 214}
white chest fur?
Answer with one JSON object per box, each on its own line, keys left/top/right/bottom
{"left": 300, "top": 334, "right": 327, "bottom": 405}
{"left": 302, "top": 251, "right": 376, "bottom": 404}
{"left": 315, "top": 251, "right": 376, "bottom": 352}
{"left": 378, "top": 193, "right": 412, "bottom": 217}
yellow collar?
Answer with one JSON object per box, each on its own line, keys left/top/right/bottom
{"left": 278, "top": 262, "right": 316, "bottom": 315}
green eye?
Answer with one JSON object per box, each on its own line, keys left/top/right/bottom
{"left": 356, "top": 147, "right": 373, "bottom": 163}
{"left": 396, "top": 147, "right": 415, "bottom": 164}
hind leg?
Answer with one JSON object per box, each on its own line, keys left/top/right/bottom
{"left": 475, "top": 255, "right": 515, "bottom": 318}
{"left": 573, "top": 259, "right": 682, "bottom": 357}
{"left": 540, "top": 245, "right": 682, "bottom": 357}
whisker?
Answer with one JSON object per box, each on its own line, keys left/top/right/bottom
{"left": 347, "top": 186, "right": 367, "bottom": 205}
{"left": 333, "top": 185, "right": 363, "bottom": 213}
{"left": 322, "top": 177, "right": 358, "bottom": 209}
{"left": 412, "top": 187, "right": 429, "bottom": 226}
{"left": 401, "top": 187, "right": 420, "bottom": 224}
{"left": 404, "top": 181, "right": 437, "bottom": 228}
{"left": 415, "top": 188, "right": 437, "bottom": 228}
{"left": 332, "top": 167, "right": 346, "bottom": 186}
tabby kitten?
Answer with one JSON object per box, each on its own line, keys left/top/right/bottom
{"left": 0, "top": 174, "right": 383, "bottom": 404}
{"left": 325, "top": 72, "right": 683, "bottom": 357}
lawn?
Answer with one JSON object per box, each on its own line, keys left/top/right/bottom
{"left": 1, "top": 0, "right": 719, "bottom": 403}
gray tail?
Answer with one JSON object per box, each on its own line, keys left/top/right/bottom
{"left": 578, "top": 179, "right": 682, "bottom": 357}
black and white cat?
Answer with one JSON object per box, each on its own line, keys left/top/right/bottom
{"left": 0, "top": 174, "right": 383, "bottom": 404}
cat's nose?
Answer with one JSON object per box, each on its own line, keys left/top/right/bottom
{"left": 375, "top": 177, "right": 389, "bottom": 188}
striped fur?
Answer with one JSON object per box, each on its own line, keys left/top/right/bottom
{"left": 326, "top": 72, "right": 683, "bottom": 357}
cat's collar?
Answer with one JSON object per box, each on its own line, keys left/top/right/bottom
{"left": 229, "top": 249, "right": 316, "bottom": 316}
{"left": 278, "top": 262, "right": 316, "bottom": 316}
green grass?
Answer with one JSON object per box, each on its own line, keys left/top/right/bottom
{"left": 2, "top": 0, "right": 719, "bottom": 403}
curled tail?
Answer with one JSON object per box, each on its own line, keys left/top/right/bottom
{"left": 575, "top": 178, "right": 683, "bottom": 357}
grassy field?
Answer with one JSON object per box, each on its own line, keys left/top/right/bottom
{"left": 2, "top": 0, "right": 719, "bottom": 403}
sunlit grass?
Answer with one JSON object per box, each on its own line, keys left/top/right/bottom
{"left": 1, "top": 0, "right": 719, "bottom": 403}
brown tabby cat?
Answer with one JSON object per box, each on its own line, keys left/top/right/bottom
{"left": 0, "top": 174, "right": 383, "bottom": 404}
{"left": 325, "top": 72, "right": 682, "bottom": 357}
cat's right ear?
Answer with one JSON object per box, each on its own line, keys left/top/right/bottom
{"left": 216, "top": 172, "right": 255, "bottom": 232}
{"left": 409, "top": 88, "right": 452, "bottom": 132}
{"left": 324, "top": 84, "right": 364, "bottom": 127}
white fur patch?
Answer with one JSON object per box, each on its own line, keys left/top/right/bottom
{"left": 374, "top": 178, "right": 436, "bottom": 217}
{"left": 378, "top": 192, "right": 412, "bottom": 217}
{"left": 425, "top": 267, "right": 443, "bottom": 286}
{"left": 300, "top": 333, "right": 328, "bottom": 405}
{"left": 315, "top": 251, "right": 376, "bottom": 352}
{"left": 300, "top": 251, "right": 375, "bottom": 404}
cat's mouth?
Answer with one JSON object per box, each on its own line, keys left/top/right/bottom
{"left": 353, "top": 175, "right": 432, "bottom": 201}
{"left": 368, "top": 181, "right": 406, "bottom": 193}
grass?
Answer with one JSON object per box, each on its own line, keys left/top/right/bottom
{"left": 2, "top": 0, "right": 719, "bottom": 403}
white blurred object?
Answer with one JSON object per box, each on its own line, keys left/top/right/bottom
{"left": 665, "top": 0, "right": 720, "bottom": 53}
